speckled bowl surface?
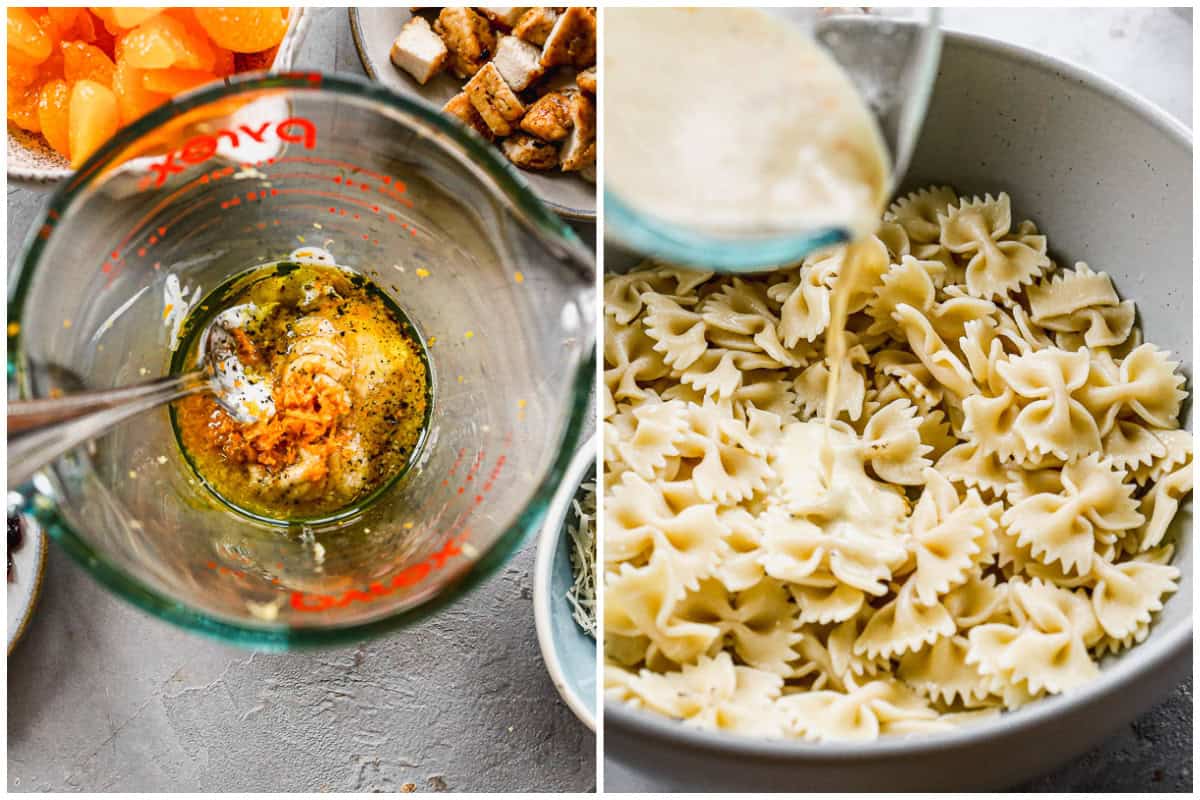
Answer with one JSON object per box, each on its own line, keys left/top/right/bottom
{"left": 534, "top": 435, "right": 598, "bottom": 731}
{"left": 7, "top": 7, "right": 311, "bottom": 181}
{"left": 604, "top": 30, "right": 1192, "bottom": 791}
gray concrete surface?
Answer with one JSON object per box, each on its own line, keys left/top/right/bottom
{"left": 603, "top": 6, "right": 1193, "bottom": 794}
{"left": 7, "top": 9, "right": 594, "bottom": 793}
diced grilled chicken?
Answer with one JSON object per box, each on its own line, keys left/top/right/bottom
{"left": 511, "top": 7, "right": 558, "bottom": 46}
{"left": 464, "top": 62, "right": 526, "bottom": 137}
{"left": 476, "top": 7, "right": 530, "bottom": 30}
{"left": 559, "top": 90, "right": 595, "bottom": 171}
{"left": 390, "top": 15, "right": 449, "bottom": 85}
{"left": 519, "top": 90, "right": 573, "bottom": 142}
{"left": 501, "top": 133, "right": 560, "bottom": 170}
{"left": 492, "top": 34, "right": 545, "bottom": 91}
{"left": 443, "top": 91, "right": 495, "bottom": 141}
{"left": 576, "top": 65, "right": 596, "bottom": 94}
{"left": 433, "top": 7, "right": 496, "bottom": 78}
{"left": 540, "top": 6, "right": 596, "bottom": 68}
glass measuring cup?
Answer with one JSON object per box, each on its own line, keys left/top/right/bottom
{"left": 604, "top": 7, "right": 942, "bottom": 271}
{"left": 7, "top": 73, "right": 595, "bottom": 648}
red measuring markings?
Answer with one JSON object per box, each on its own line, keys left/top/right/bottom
{"left": 289, "top": 531, "right": 470, "bottom": 612}
{"left": 144, "top": 116, "right": 318, "bottom": 188}
{"left": 198, "top": 442, "right": 514, "bottom": 612}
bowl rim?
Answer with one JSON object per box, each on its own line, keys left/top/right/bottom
{"left": 605, "top": 26, "right": 1193, "bottom": 759}
{"left": 346, "top": 6, "right": 597, "bottom": 222}
{"left": 8, "top": 71, "right": 596, "bottom": 649}
{"left": 533, "top": 433, "right": 598, "bottom": 732}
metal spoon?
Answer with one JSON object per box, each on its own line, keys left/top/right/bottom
{"left": 7, "top": 304, "right": 274, "bottom": 489}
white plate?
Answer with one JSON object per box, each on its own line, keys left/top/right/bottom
{"left": 349, "top": 7, "right": 596, "bottom": 221}
{"left": 7, "top": 511, "right": 47, "bottom": 655}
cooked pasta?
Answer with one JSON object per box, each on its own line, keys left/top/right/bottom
{"left": 603, "top": 188, "right": 1191, "bottom": 741}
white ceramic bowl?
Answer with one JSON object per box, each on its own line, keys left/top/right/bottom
{"left": 604, "top": 29, "right": 1192, "bottom": 791}
{"left": 6, "top": 8, "right": 311, "bottom": 181}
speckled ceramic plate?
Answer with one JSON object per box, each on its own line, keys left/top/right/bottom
{"left": 533, "top": 435, "right": 597, "bottom": 731}
{"left": 7, "top": 7, "right": 312, "bottom": 181}
{"left": 348, "top": 7, "right": 596, "bottom": 221}
{"left": 7, "top": 510, "right": 47, "bottom": 655}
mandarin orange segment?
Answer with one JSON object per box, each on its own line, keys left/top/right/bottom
{"left": 37, "top": 78, "right": 70, "bottom": 157}
{"left": 7, "top": 57, "right": 39, "bottom": 88}
{"left": 68, "top": 79, "right": 119, "bottom": 167}
{"left": 192, "top": 7, "right": 287, "bottom": 53}
{"left": 141, "top": 67, "right": 217, "bottom": 95}
{"left": 110, "top": 7, "right": 164, "bottom": 29}
{"left": 8, "top": 8, "right": 52, "bottom": 62}
{"left": 112, "top": 57, "right": 167, "bottom": 125}
{"left": 7, "top": 80, "right": 44, "bottom": 132}
{"left": 63, "top": 40, "right": 116, "bottom": 86}
{"left": 120, "top": 13, "right": 214, "bottom": 71}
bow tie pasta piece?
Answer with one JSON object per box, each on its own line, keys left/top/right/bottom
{"left": 604, "top": 262, "right": 713, "bottom": 325}
{"left": 1026, "top": 262, "right": 1137, "bottom": 350}
{"left": 853, "top": 577, "right": 956, "bottom": 661}
{"left": 861, "top": 398, "right": 933, "bottom": 485}
{"left": 606, "top": 653, "right": 787, "bottom": 737}
{"left": 1090, "top": 556, "right": 1179, "bottom": 642}
{"left": 613, "top": 395, "right": 690, "bottom": 481}
{"left": 893, "top": 303, "right": 978, "bottom": 399}
{"left": 605, "top": 556, "right": 724, "bottom": 665}
{"left": 898, "top": 634, "right": 1000, "bottom": 707}
{"left": 966, "top": 579, "right": 1102, "bottom": 702}
{"left": 935, "top": 440, "right": 1012, "bottom": 497}
{"left": 780, "top": 678, "right": 940, "bottom": 742}
{"left": 886, "top": 185, "right": 960, "bottom": 244}
{"left": 605, "top": 472, "right": 729, "bottom": 587}
{"left": 1080, "top": 344, "right": 1187, "bottom": 432}
{"left": 938, "top": 193, "right": 1052, "bottom": 301}
{"left": 712, "top": 507, "right": 767, "bottom": 592}
{"left": 790, "top": 582, "right": 866, "bottom": 626}
{"left": 1129, "top": 428, "right": 1192, "bottom": 485}
{"left": 642, "top": 293, "right": 708, "bottom": 371}
{"left": 996, "top": 347, "right": 1102, "bottom": 461}
{"left": 605, "top": 320, "right": 671, "bottom": 403}
{"left": 769, "top": 269, "right": 832, "bottom": 348}
{"left": 1001, "top": 454, "right": 1142, "bottom": 576}
{"left": 943, "top": 573, "right": 1011, "bottom": 629}
{"left": 907, "top": 469, "right": 999, "bottom": 604}
{"left": 794, "top": 346, "right": 871, "bottom": 421}
{"left": 1136, "top": 461, "right": 1193, "bottom": 552}
{"left": 865, "top": 255, "right": 943, "bottom": 338}
{"left": 675, "top": 578, "right": 803, "bottom": 676}
{"left": 824, "top": 607, "right": 891, "bottom": 680}
{"left": 1100, "top": 419, "right": 1170, "bottom": 477}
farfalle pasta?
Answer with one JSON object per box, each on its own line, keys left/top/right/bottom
{"left": 604, "top": 188, "right": 1190, "bottom": 741}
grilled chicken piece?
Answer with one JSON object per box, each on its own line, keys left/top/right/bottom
{"left": 477, "top": 7, "right": 530, "bottom": 30}
{"left": 443, "top": 91, "right": 495, "bottom": 141}
{"left": 559, "top": 90, "right": 595, "bottom": 171}
{"left": 463, "top": 62, "right": 526, "bottom": 137}
{"left": 511, "top": 7, "right": 558, "bottom": 46}
{"left": 501, "top": 133, "right": 560, "bottom": 170}
{"left": 519, "top": 90, "right": 573, "bottom": 142}
{"left": 492, "top": 34, "right": 545, "bottom": 91}
{"left": 540, "top": 6, "right": 595, "bottom": 68}
{"left": 576, "top": 65, "right": 596, "bottom": 94}
{"left": 390, "top": 15, "right": 448, "bottom": 85}
{"left": 433, "top": 7, "right": 496, "bottom": 78}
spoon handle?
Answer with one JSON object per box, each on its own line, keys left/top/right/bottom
{"left": 7, "top": 371, "right": 208, "bottom": 489}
